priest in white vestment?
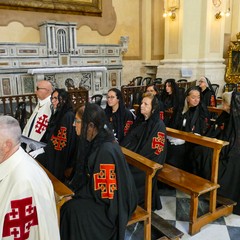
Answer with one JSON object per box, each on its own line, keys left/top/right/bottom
{"left": 0, "top": 116, "right": 60, "bottom": 240}
{"left": 22, "top": 80, "right": 53, "bottom": 142}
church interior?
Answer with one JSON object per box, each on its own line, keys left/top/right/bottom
{"left": 0, "top": 0, "right": 240, "bottom": 239}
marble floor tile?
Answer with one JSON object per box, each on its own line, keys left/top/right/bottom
{"left": 125, "top": 188, "right": 240, "bottom": 240}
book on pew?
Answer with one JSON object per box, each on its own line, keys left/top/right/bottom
{"left": 21, "top": 135, "right": 46, "bottom": 152}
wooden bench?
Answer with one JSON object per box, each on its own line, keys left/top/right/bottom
{"left": 207, "top": 106, "right": 223, "bottom": 116}
{"left": 36, "top": 161, "right": 74, "bottom": 224}
{"left": 157, "top": 127, "right": 235, "bottom": 235}
{"left": 122, "top": 147, "right": 162, "bottom": 240}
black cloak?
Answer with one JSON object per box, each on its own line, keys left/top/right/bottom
{"left": 191, "top": 92, "right": 240, "bottom": 215}
{"left": 36, "top": 109, "right": 77, "bottom": 181}
{"left": 60, "top": 130, "right": 138, "bottom": 240}
{"left": 121, "top": 105, "right": 167, "bottom": 210}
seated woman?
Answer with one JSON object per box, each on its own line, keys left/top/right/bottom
{"left": 198, "top": 76, "right": 217, "bottom": 107}
{"left": 30, "top": 88, "right": 77, "bottom": 181}
{"left": 160, "top": 79, "right": 183, "bottom": 128}
{"left": 60, "top": 103, "right": 138, "bottom": 240}
{"left": 180, "top": 86, "right": 210, "bottom": 134}
{"left": 121, "top": 92, "right": 167, "bottom": 210}
{"left": 191, "top": 91, "right": 240, "bottom": 215}
{"left": 145, "top": 83, "right": 165, "bottom": 120}
{"left": 166, "top": 86, "right": 210, "bottom": 170}
{"left": 104, "top": 88, "right": 134, "bottom": 144}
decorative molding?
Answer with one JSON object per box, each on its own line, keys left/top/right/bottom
{"left": 0, "top": 0, "right": 102, "bottom": 16}
{"left": 0, "top": 0, "right": 115, "bottom": 35}
{"left": 0, "top": 21, "right": 124, "bottom": 96}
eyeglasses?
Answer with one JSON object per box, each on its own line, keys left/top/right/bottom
{"left": 107, "top": 96, "right": 116, "bottom": 99}
{"left": 36, "top": 86, "right": 48, "bottom": 91}
{"left": 74, "top": 119, "right": 82, "bottom": 124}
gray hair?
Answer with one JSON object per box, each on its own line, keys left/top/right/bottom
{"left": 222, "top": 91, "right": 232, "bottom": 106}
{"left": 0, "top": 116, "right": 21, "bottom": 146}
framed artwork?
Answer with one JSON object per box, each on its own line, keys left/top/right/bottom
{"left": 225, "top": 39, "right": 240, "bottom": 83}
{"left": 1, "top": 78, "right": 11, "bottom": 95}
{"left": 21, "top": 75, "right": 35, "bottom": 94}
{"left": 0, "top": 0, "right": 102, "bottom": 16}
{"left": 110, "top": 72, "right": 117, "bottom": 87}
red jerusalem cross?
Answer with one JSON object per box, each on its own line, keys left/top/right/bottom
{"left": 152, "top": 132, "right": 165, "bottom": 155}
{"left": 51, "top": 127, "right": 67, "bottom": 151}
{"left": 35, "top": 114, "right": 48, "bottom": 134}
{"left": 94, "top": 164, "right": 117, "bottom": 199}
{"left": 124, "top": 120, "right": 133, "bottom": 136}
{"left": 2, "top": 197, "right": 38, "bottom": 240}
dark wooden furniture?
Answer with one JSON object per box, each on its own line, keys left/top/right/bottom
{"left": 222, "top": 83, "right": 238, "bottom": 92}
{"left": 207, "top": 106, "right": 223, "bottom": 116}
{"left": 121, "top": 80, "right": 197, "bottom": 109}
{"left": 158, "top": 128, "right": 235, "bottom": 235}
{"left": 36, "top": 160, "right": 74, "bottom": 224}
{"left": 142, "top": 77, "right": 152, "bottom": 85}
{"left": 0, "top": 88, "right": 89, "bottom": 116}
{"left": 177, "top": 79, "right": 188, "bottom": 83}
{"left": 91, "top": 94, "right": 103, "bottom": 106}
{"left": 128, "top": 76, "right": 143, "bottom": 86}
{"left": 211, "top": 83, "right": 220, "bottom": 96}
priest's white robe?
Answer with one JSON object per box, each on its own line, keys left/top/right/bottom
{"left": 22, "top": 96, "right": 52, "bottom": 142}
{"left": 0, "top": 147, "right": 60, "bottom": 240}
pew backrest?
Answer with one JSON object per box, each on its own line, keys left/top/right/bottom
{"left": 166, "top": 127, "right": 228, "bottom": 183}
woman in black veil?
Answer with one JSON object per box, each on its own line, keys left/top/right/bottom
{"left": 121, "top": 92, "right": 167, "bottom": 210}
{"left": 160, "top": 79, "right": 184, "bottom": 128}
{"left": 192, "top": 91, "right": 240, "bottom": 215}
{"left": 60, "top": 103, "right": 138, "bottom": 240}
{"left": 198, "top": 76, "right": 217, "bottom": 107}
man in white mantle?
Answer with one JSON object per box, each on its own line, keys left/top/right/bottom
{"left": 0, "top": 116, "right": 60, "bottom": 240}
{"left": 22, "top": 80, "right": 53, "bottom": 143}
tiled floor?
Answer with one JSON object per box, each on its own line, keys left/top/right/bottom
{"left": 125, "top": 187, "right": 240, "bottom": 240}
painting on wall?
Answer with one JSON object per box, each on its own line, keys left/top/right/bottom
{"left": 21, "top": 75, "right": 35, "bottom": 94}
{"left": 225, "top": 38, "right": 240, "bottom": 84}
{"left": 1, "top": 78, "right": 11, "bottom": 95}
{"left": 110, "top": 72, "right": 117, "bottom": 87}
{"left": 0, "top": 0, "right": 102, "bottom": 16}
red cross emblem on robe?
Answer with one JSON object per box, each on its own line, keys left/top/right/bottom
{"left": 51, "top": 126, "right": 67, "bottom": 151}
{"left": 124, "top": 120, "right": 133, "bottom": 136}
{"left": 35, "top": 114, "right": 49, "bottom": 134}
{"left": 94, "top": 164, "right": 117, "bottom": 199}
{"left": 3, "top": 197, "right": 38, "bottom": 240}
{"left": 152, "top": 132, "right": 165, "bottom": 155}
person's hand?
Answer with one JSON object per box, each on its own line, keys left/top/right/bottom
{"left": 29, "top": 148, "right": 45, "bottom": 158}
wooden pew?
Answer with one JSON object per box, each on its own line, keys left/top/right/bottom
{"left": 36, "top": 161, "right": 74, "bottom": 224}
{"left": 207, "top": 106, "right": 223, "bottom": 116}
{"left": 158, "top": 128, "right": 235, "bottom": 235}
{"left": 122, "top": 147, "right": 163, "bottom": 240}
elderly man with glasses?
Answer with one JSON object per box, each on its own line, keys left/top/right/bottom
{"left": 22, "top": 80, "right": 54, "bottom": 147}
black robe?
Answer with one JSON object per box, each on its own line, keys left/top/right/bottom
{"left": 105, "top": 107, "right": 134, "bottom": 144}
{"left": 60, "top": 131, "right": 138, "bottom": 240}
{"left": 166, "top": 103, "right": 210, "bottom": 172}
{"left": 121, "top": 109, "right": 167, "bottom": 210}
{"left": 191, "top": 92, "right": 240, "bottom": 215}
{"left": 36, "top": 109, "right": 77, "bottom": 181}
{"left": 161, "top": 83, "right": 184, "bottom": 128}
{"left": 201, "top": 87, "right": 216, "bottom": 107}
